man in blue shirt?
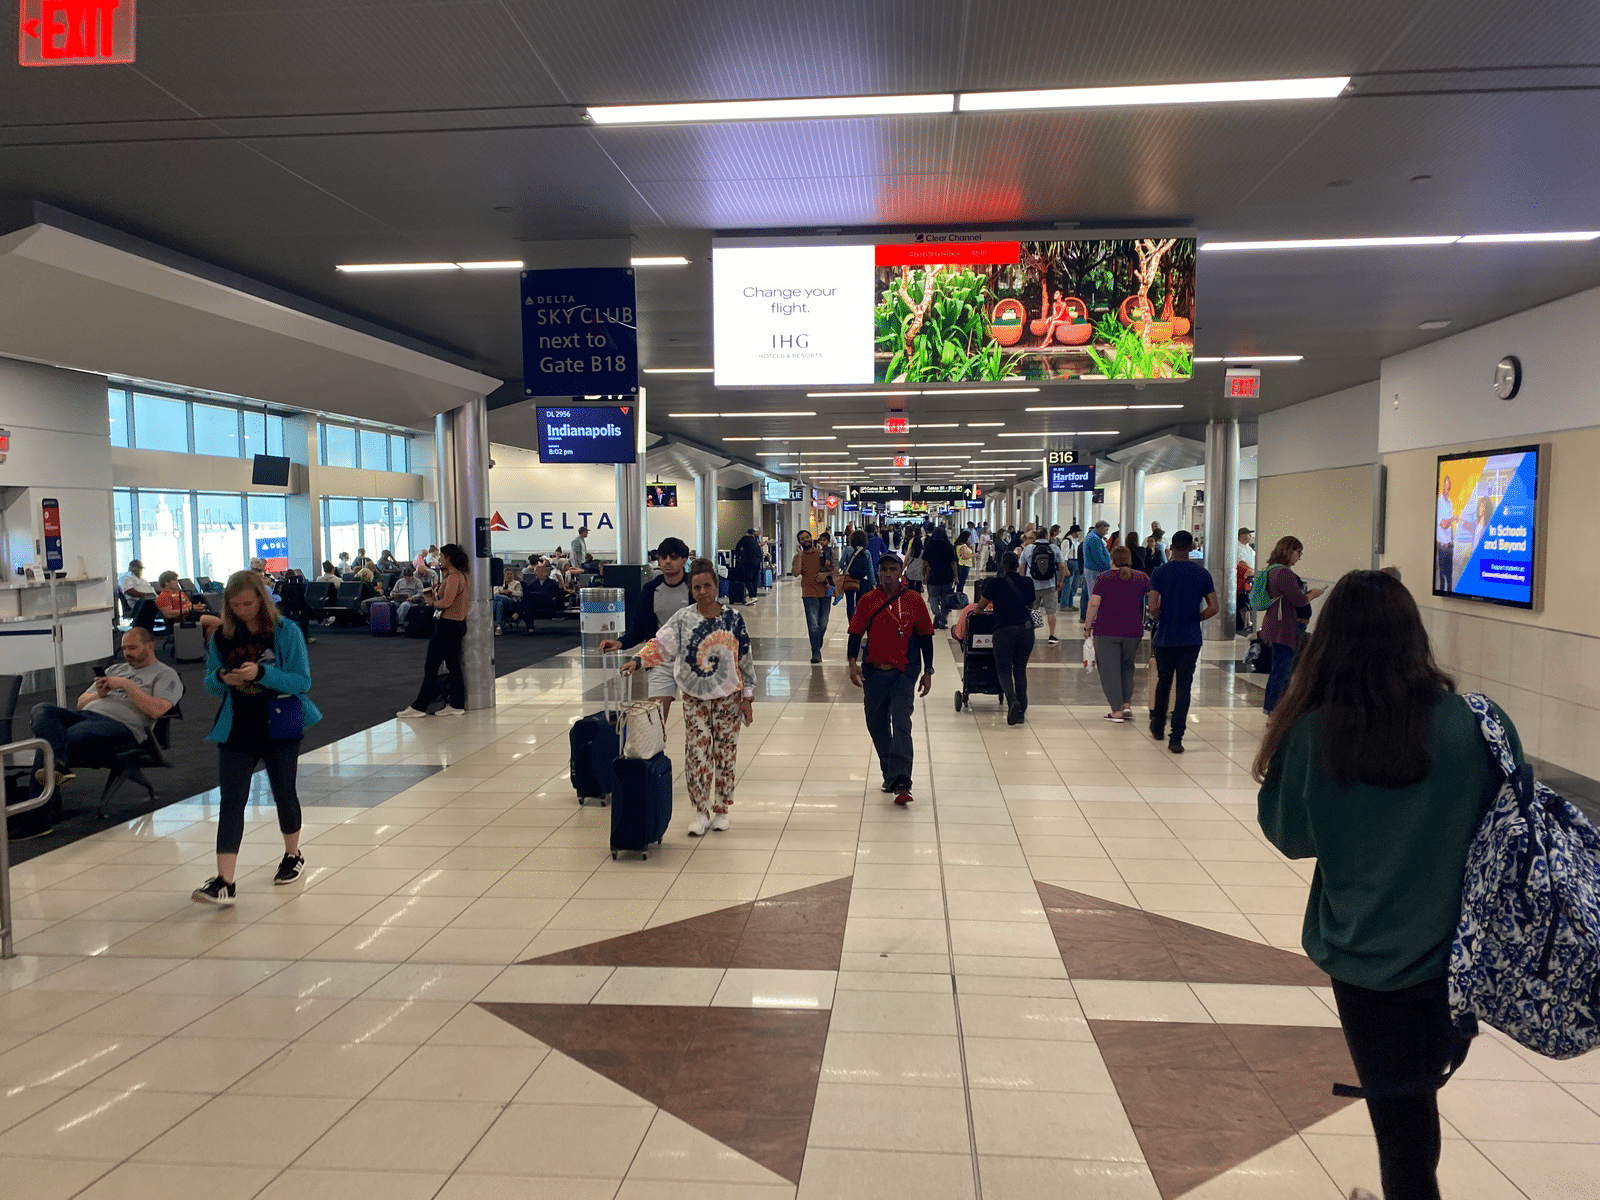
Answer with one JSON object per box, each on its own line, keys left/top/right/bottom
{"left": 1079, "top": 520, "right": 1111, "bottom": 622}
{"left": 1145, "top": 530, "right": 1218, "bottom": 753}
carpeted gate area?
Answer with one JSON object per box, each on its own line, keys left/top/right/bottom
{"left": 9, "top": 622, "right": 580, "bottom": 862}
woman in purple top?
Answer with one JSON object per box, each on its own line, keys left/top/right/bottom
{"left": 1258, "top": 536, "right": 1326, "bottom": 717}
{"left": 1085, "top": 547, "right": 1151, "bottom": 722}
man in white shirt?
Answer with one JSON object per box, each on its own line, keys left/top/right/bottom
{"left": 118, "top": 560, "right": 155, "bottom": 602}
{"left": 1235, "top": 528, "right": 1257, "bottom": 633}
{"left": 1436, "top": 475, "right": 1456, "bottom": 593}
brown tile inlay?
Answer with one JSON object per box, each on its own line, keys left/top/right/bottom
{"left": 520, "top": 876, "right": 852, "bottom": 971}
{"left": 1034, "top": 881, "right": 1330, "bottom": 987}
{"left": 479, "top": 1002, "right": 829, "bottom": 1183}
{"left": 1091, "top": 1019, "right": 1359, "bottom": 1200}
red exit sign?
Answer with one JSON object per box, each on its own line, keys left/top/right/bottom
{"left": 893, "top": 454, "right": 910, "bottom": 468}
{"left": 1223, "top": 368, "right": 1261, "bottom": 399}
{"left": 19, "top": 0, "right": 135, "bottom": 66}
{"left": 884, "top": 415, "right": 908, "bottom": 435}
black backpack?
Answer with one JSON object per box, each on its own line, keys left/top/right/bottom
{"left": 1028, "top": 545, "right": 1057, "bottom": 582}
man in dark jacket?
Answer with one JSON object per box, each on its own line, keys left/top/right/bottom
{"left": 733, "top": 529, "right": 764, "bottom": 605}
{"left": 920, "top": 527, "right": 960, "bottom": 629}
{"left": 599, "top": 537, "right": 693, "bottom": 715}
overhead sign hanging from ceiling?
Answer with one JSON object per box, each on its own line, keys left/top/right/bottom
{"left": 712, "top": 227, "right": 1196, "bottom": 388}
{"left": 535, "top": 405, "right": 636, "bottom": 464}
{"left": 19, "top": 0, "right": 135, "bottom": 65}
{"left": 521, "top": 267, "right": 638, "bottom": 398}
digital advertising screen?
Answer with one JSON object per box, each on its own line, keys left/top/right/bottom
{"left": 645, "top": 484, "right": 678, "bottom": 508}
{"left": 1048, "top": 463, "right": 1096, "bottom": 493}
{"left": 1433, "top": 445, "right": 1543, "bottom": 609}
{"left": 536, "top": 405, "right": 636, "bottom": 464}
{"left": 713, "top": 229, "right": 1195, "bottom": 388}
{"left": 762, "top": 477, "right": 792, "bottom": 503}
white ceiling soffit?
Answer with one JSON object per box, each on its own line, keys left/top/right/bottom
{"left": 1105, "top": 433, "right": 1206, "bottom": 475}
{"left": 0, "top": 223, "right": 500, "bottom": 427}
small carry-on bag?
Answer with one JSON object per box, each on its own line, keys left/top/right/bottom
{"left": 618, "top": 700, "right": 667, "bottom": 760}
{"left": 368, "top": 600, "right": 397, "bottom": 636}
{"left": 609, "top": 752, "right": 673, "bottom": 859}
{"left": 728, "top": 580, "right": 748, "bottom": 604}
{"left": 569, "top": 653, "right": 623, "bottom": 805}
{"left": 405, "top": 605, "right": 435, "bottom": 639}
{"left": 1450, "top": 693, "right": 1600, "bottom": 1059}
{"left": 172, "top": 623, "right": 206, "bottom": 663}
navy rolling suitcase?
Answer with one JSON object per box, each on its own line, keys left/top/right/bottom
{"left": 405, "top": 605, "right": 435, "bottom": 639}
{"left": 368, "top": 600, "right": 397, "bottom": 636}
{"left": 570, "top": 653, "right": 622, "bottom": 805}
{"left": 609, "top": 752, "right": 673, "bottom": 859}
{"left": 728, "top": 579, "right": 748, "bottom": 604}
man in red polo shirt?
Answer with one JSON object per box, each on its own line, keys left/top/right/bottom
{"left": 847, "top": 553, "right": 935, "bottom": 806}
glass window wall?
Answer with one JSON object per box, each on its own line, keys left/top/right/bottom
{"left": 113, "top": 488, "right": 134, "bottom": 570}
{"left": 132, "top": 393, "right": 189, "bottom": 454}
{"left": 108, "top": 389, "right": 130, "bottom": 448}
{"left": 359, "top": 429, "right": 389, "bottom": 471}
{"left": 193, "top": 404, "right": 242, "bottom": 458}
{"left": 321, "top": 424, "right": 357, "bottom": 468}
{"left": 135, "top": 491, "right": 194, "bottom": 579}
{"left": 195, "top": 493, "right": 244, "bottom": 581}
{"left": 247, "top": 494, "right": 289, "bottom": 570}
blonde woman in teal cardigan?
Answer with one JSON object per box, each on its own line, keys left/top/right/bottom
{"left": 192, "top": 570, "right": 323, "bottom": 906}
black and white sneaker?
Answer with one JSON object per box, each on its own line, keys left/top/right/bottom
{"left": 192, "top": 876, "right": 236, "bottom": 906}
{"left": 273, "top": 853, "right": 305, "bottom": 884}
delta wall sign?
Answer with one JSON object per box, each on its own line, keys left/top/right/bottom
{"left": 19, "top": 0, "right": 135, "bottom": 65}
{"left": 487, "top": 506, "right": 617, "bottom": 534}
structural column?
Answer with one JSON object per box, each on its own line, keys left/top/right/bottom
{"left": 750, "top": 487, "right": 764, "bottom": 539}
{"left": 613, "top": 387, "right": 648, "bottom": 566}
{"left": 1203, "top": 418, "right": 1240, "bottom": 641}
{"left": 434, "top": 397, "right": 494, "bottom": 711}
{"left": 1120, "top": 466, "right": 1145, "bottom": 552}
{"left": 694, "top": 468, "right": 719, "bottom": 562}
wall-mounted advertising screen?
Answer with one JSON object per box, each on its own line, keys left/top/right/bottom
{"left": 762, "top": 477, "right": 791, "bottom": 503}
{"left": 1048, "top": 463, "right": 1096, "bottom": 492}
{"left": 1434, "top": 445, "right": 1544, "bottom": 609}
{"left": 645, "top": 484, "right": 678, "bottom": 508}
{"left": 713, "top": 229, "right": 1195, "bottom": 388}
{"left": 536, "top": 405, "right": 636, "bottom": 464}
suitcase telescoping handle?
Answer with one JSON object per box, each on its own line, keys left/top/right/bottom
{"left": 602, "top": 649, "right": 626, "bottom": 719}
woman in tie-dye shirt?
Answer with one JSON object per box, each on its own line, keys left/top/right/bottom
{"left": 623, "top": 558, "right": 755, "bottom": 837}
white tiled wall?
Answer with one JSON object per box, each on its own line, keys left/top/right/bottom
{"left": 1419, "top": 606, "right": 1600, "bottom": 779}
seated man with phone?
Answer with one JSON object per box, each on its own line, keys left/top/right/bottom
{"left": 29, "top": 626, "right": 183, "bottom": 789}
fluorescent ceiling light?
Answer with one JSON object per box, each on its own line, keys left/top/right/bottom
{"left": 1458, "top": 231, "right": 1600, "bottom": 243}
{"left": 666, "top": 410, "right": 816, "bottom": 418}
{"left": 981, "top": 447, "right": 1045, "bottom": 453}
{"left": 917, "top": 387, "right": 1041, "bottom": 396}
{"left": 631, "top": 256, "right": 691, "bottom": 266}
{"left": 668, "top": 412, "right": 718, "bottom": 418}
{"left": 336, "top": 262, "right": 459, "bottom": 273}
{"left": 968, "top": 422, "right": 1006, "bottom": 427}
{"left": 723, "top": 435, "right": 835, "bottom": 442}
{"left": 997, "top": 430, "right": 1118, "bottom": 437}
{"left": 808, "top": 390, "right": 920, "bottom": 398}
{"left": 1192, "top": 355, "right": 1302, "bottom": 363}
{"left": 1202, "top": 236, "right": 1458, "bottom": 251}
{"left": 959, "top": 76, "right": 1349, "bottom": 112}
{"left": 458, "top": 260, "right": 524, "bottom": 270}
{"left": 831, "top": 422, "right": 959, "bottom": 430}
{"left": 644, "top": 367, "right": 714, "bottom": 374}
{"left": 1417, "top": 320, "right": 1452, "bottom": 330}
{"left": 846, "top": 442, "right": 986, "bottom": 449}
{"left": 800, "top": 451, "right": 850, "bottom": 455}
{"left": 588, "top": 93, "right": 954, "bottom": 125}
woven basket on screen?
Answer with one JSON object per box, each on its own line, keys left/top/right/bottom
{"left": 989, "top": 298, "right": 1027, "bottom": 346}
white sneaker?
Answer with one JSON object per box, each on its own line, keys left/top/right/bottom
{"left": 710, "top": 812, "right": 730, "bottom": 832}
{"left": 687, "top": 811, "right": 711, "bottom": 837}
{"left": 1349, "top": 1190, "right": 1380, "bottom": 1200}
{"left": 436, "top": 706, "right": 465, "bottom": 717}
{"left": 395, "top": 706, "right": 428, "bottom": 718}
{"left": 494, "top": 624, "right": 503, "bottom": 636}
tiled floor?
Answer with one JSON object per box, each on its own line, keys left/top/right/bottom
{"left": 3, "top": 583, "right": 1598, "bottom": 1199}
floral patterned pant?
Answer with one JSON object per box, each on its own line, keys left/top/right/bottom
{"left": 682, "top": 692, "right": 743, "bottom": 814}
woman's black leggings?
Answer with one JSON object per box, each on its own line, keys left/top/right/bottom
{"left": 217, "top": 741, "right": 302, "bottom": 856}
{"left": 413, "top": 617, "right": 467, "bottom": 711}
{"left": 1331, "top": 974, "right": 1472, "bottom": 1200}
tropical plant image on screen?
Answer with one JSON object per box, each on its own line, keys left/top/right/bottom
{"left": 870, "top": 236, "right": 1195, "bottom": 383}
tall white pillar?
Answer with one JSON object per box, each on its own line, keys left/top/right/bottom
{"left": 435, "top": 397, "right": 494, "bottom": 711}
{"left": 1204, "top": 419, "right": 1240, "bottom": 641}
{"left": 694, "top": 468, "right": 719, "bottom": 562}
{"left": 613, "top": 388, "right": 648, "bottom": 565}
{"left": 751, "top": 487, "right": 764, "bottom": 539}
{"left": 1120, "top": 466, "right": 1145, "bottom": 551}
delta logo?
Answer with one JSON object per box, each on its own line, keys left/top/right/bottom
{"left": 489, "top": 511, "right": 509, "bottom": 531}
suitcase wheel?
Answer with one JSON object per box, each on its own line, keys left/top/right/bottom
{"left": 611, "top": 850, "right": 618, "bottom": 860}
{"left": 642, "top": 852, "right": 648, "bottom": 861}
{"left": 954, "top": 692, "right": 964, "bottom": 711}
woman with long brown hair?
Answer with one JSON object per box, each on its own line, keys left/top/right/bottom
{"left": 1255, "top": 570, "right": 1521, "bottom": 1200}
{"left": 397, "top": 542, "right": 472, "bottom": 718}
{"left": 1084, "top": 545, "right": 1150, "bottom": 722}
{"left": 193, "top": 570, "right": 322, "bottom": 905}
{"left": 1257, "top": 535, "right": 1324, "bottom": 716}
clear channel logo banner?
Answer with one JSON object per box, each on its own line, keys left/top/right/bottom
{"left": 712, "top": 228, "right": 1196, "bottom": 388}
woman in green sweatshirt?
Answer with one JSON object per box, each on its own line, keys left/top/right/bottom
{"left": 1255, "top": 570, "right": 1519, "bottom": 1200}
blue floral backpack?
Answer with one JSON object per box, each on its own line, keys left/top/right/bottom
{"left": 1450, "top": 692, "right": 1600, "bottom": 1059}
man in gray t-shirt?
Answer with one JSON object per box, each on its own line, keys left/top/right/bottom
{"left": 30, "top": 626, "right": 182, "bottom": 785}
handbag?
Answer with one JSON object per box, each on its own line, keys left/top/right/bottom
{"left": 1081, "top": 637, "right": 1097, "bottom": 669}
{"left": 904, "top": 556, "right": 926, "bottom": 582}
{"left": 1030, "top": 606, "right": 1045, "bottom": 628}
{"left": 267, "top": 695, "right": 305, "bottom": 740}
{"left": 839, "top": 550, "right": 862, "bottom": 592}
{"left": 618, "top": 700, "right": 667, "bottom": 760}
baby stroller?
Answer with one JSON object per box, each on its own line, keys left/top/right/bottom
{"left": 954, "top": 611, "right": 1003, "bottom": 711}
